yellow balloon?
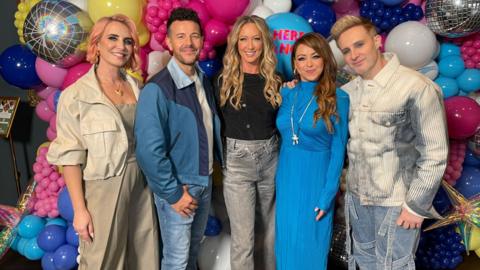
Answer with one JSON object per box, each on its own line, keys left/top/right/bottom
{"left": 470, "top": 226, "right": 480, "bottom": 251}
{"left": 14, "top": 0, "right": 41, "bottom": 44}
{"left": 126, "top": 69, "right": 143, "bottom": 83}
{"left": 87, "top": 0, "right": 145, "bottom": 25}
{"left": 137, "top": 23, "right": 150, "bottom": 47}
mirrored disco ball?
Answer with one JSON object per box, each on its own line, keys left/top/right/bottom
{"left": 425, "top": 0, "right": 480, "bottom": 38}
{"left": 23, "top": 0, "right": 93, "bottom": 68}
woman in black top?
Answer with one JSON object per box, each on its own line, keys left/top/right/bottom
{"left": 214, "top": 15, "right": 282, "bottom": 270}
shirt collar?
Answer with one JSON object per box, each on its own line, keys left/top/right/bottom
{"left": 166, "top": 57, "right": 205, "bottom": 90}
{"left": 369, "top": 52, "right": 401, "bottom": 88}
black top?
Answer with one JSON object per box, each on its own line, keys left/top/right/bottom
{"left": 214, "top": 73, "right": 278, "bottom": 140}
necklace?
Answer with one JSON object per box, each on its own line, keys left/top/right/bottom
{"left": 95, "top": 73, "right": 124, "bottom": 96}
{"left": 290, "top": 88, "right": 315, "bottom": 145}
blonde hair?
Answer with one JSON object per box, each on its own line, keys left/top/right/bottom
{"left": 330, "top": 15, "right": 377, "bottom": 44}
{"left": 218, "top": 16, "right": 282, "bottom": 110}
{"left": 86, "top": 14, "right": 141, "bottom": 71}
{"left": 291, "top": 33, "right": 338, "bottom": 133}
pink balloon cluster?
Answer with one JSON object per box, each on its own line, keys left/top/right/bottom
{"left": 29, "top": 145, "right": 65, "bottom": 218}
{"left": 446, "top": 33, "right": 480, "bottom": 69}
{"left": 443, "top": 140, "right": 466, "bottom": 185}
{"left": 145, "top": 0, "right": 184, "bottom": 50}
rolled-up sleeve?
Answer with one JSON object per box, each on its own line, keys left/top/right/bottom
{"left": 405, "top": 83, "right": 448, "bottom": 218}
{"left": 47, "top": 91, "right": 87, "bottom": 166}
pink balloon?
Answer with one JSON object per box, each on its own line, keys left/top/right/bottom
{"left": 35, "top": 101, "right": 55, "bottom": 122}
{"left": 186, "top": 0, "right": 211, "bottom": 25}
{"left": 35, "top": 86, "right": 57, "bottom": 100}
{"left": 205, "top": 19, "right": 229, "bottom": 46}
{"left": 37, "top": 208, "right": 47, "bottom": 217}
{"left": 49, "top": 116, "right": 57, "bottom": 133}
{"left": 39, "top": 147, "right": 49, "bottom": 156}
{"left": 46, "top": 126, "right": 57, "bottom": 141}
{"left": 61, "top": 62, "right": 92, "bottom": 90}
{"left": 49, "top": 171, "right": 60, "bottom": 181}
{"left": 149, "top": 36, "right": 165, "bottom": 51}
{"left": 33, "top": 163, "right": 43, "bottom": 174}
{"left": 42, "top": 167, "right": 53, "bottom": 177}
{"left": 205, "top": 0, "right": 249, "bottom": 24}
{"left": 35, "top": 58, "right": 68, "bottom": 88}
{"left": 444, "top": 96, "right": 480, "bottom": 139}
{"left": 34, "top": 173, "right": 44, "bottom": 182}
{"left": 48, "top": 210, "right": 59, "bottom": 218}
{"left": 57, "top": 177, "right": 65, "bottom": 187}
{"left": 48, "top": 182, "right": 59, "bottom": 192}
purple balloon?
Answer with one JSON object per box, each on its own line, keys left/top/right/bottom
{"left": 41, "top": 252, "right": 56, "bottom": 270}
{"left": 53, "top": 244, "right": 78, "bottom": 270}
{"left": 37, "top": 225, "right": 67, "bottom": 252}
{"left": 57, "top": 187, "right": 74, "bottom": 222}
{"left": 454, "top": 166, "right": 480, "bottom": 199}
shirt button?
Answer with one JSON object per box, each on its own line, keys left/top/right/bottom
{"left": 242, "top": 103, "right": 247, "bottom": 108}
{"left": 385, "top": 121, "right": 391, "bottom": 126}
{"left": 246, "top": 124, "right": 250, "bottom": 128}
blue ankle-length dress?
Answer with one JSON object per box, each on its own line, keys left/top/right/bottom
{"left": 275, "top": 81, "right": 349, "bottom": 269}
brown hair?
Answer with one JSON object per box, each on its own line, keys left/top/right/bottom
{"left": 291, "top": 32, "right": 338, "bottom": 133}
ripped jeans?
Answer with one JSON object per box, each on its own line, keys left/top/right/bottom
{"left": 345, "top": 192, "right": 420, "bottom": 270}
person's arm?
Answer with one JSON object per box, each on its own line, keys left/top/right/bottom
{"left": 404, "top": 81, "right": 449, "bottom": 219}
{"left": 135, "top": 83, "right": 197, "bottom": 216}
{"left": 63, "top": 165, "right": 93, "bottom": 242}
{"left": 316, "top": 91, "right": 349, "bottom": 220}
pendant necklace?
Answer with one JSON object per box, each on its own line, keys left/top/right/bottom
{"left": 290, "top": 86, "right": 315, "bottom": 145}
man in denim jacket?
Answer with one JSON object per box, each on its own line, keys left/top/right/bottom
{"left": 135, "top": 8, "right": 223, "bottom": 270}
{"left": 331, "top": 16, "right": 448, "bottom": 269}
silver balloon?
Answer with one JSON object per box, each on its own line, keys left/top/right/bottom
{"left": 23, "top": 0, "right": 93, "bottom": 68}
{"left": 425, "top": 0, "right": 480, "bottom": 38}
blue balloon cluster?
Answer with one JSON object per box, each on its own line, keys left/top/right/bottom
{"left": 416, "top": 225, "right": 465, "bottom": 270}
{"left": 204, "top": 215, "right": 222, "bottom": 236}
{"left": 359, "top": 0, "right": 423, "bottom": 32}
{"left": 294, "top": 0, "right": 336, "bottom": 37}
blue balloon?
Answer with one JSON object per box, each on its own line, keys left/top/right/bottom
{"left": 380, "top": 0, "right": 405, "bottom": 6}
{"left": 438, "top": 43, "right": 461, "bottom": 60}
{"left": 266, "top": 13, "right": 313, "bottom": 80}
{"left": 37, "top": 225, "right": 67, "bottom": 252}
{"left": 294, "top": 0, "right": 336, "bottom": 37}
{"left": 456, "top": 69, "right": 480, "bottom": 93}
{"left": 66, "top": 224, "right": 79, "bottom": 247}
{"left": 18, "top": 215, "right": 46, "bottom": 239}
{"left": 17, "top": 237, "right": 29, "bottom": 256}
{"left": 464, "top": 148, "right": 480, "bottom": 166}
{"left": 434, "top": 76, "right": 459, "bottom": 98}
{"left": 432, "top": 188, "right": 451, "bottom": 215}
{"left": 438, "top": 55, "right": 465, "bottom": 78}
{"left": 0, "top": 45, "right": 42, "bottom": 89}
{"left": 24, "top": 237, "right": 45, "bottom": 260}
{"left": 54, "top": 90, "right": 61, "bottom": 113}
{"left": 53, "top": 244, "right": 78, "bottom": 270}
{"left": 42, "top": 252, "right": 57, "bottom": 270}
{"left": 58, "top": 187, "right": 74, "bottom": 222}
{"left": 46, "top": 217, "right": 68, "bottom": 227}
{"left": 10, "top": 234, "right": 20, "bottom": 251}
{"left": 199, "top": 58, "right": 222, "bottom": 78}
{"left": 455, "top": 166, "right": 480, "bottom": 199}
{"left": 204, "top": 215, "right": 222, "bottom": 236}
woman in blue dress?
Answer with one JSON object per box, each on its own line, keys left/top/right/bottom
{"left": 275, "top": 32, "right": 349, "bottom": 269}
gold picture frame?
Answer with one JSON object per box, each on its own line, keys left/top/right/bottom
{"left": 0, "top": 96, "right": 20, "bottom": 138}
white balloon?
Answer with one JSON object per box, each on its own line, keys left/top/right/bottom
{"left": 147, "top": 51, "right": 171, "bottom": 79}
{"left": 243, "top": 0, "right": 263, "bottom": 15}
{"left": 251, "top": 5, "right": 274, "bottom": 19}
{"left": 416, "top": 60, "right": 439, "bottom": 80}
{"left": 65, "top": 0, "right": 87, "bottom": 11}
{"left": 329, "top": 40, "right": 345, "bottom": 68}
{"left": 263, "top": 0, "right": 292, "bottom": 14}
{"left": 198, "top": 232, "right": 232, "bottom": 270}
{"left": 385, "top": 21, "right": 438, "bottom": 69}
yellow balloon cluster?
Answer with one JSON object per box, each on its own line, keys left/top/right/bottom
{"left": 470, "top": 226, "right": 480, "bottom": 257}
{"left": 87, "top": 0, "right": 149, "bottom": 46}
{"left": 13, "top": 0, "right": 41, "bottom": 44}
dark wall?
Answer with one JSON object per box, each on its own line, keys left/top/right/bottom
{"left": 0, "top": 1, "right": 49, "bottom": 205}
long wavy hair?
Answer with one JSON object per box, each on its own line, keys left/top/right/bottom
{"left": 291, "top": 32, "right": 338, "bottom": 133}
{"left": 218, "top": 15, "right": 282, "bottom": 110}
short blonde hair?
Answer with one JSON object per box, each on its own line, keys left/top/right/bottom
{"left": 330, "top": 16, "right": 377, "bottom": 43}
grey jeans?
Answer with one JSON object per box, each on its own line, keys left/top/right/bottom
{"left": 223, "top": 135, "right": 278, "bottom": 270}
{"left": 345, "top": 192, "right": 420, "bottom": 270}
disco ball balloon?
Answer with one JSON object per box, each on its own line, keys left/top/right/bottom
{"left": 425, "top": 0, "right": 480, "bottom": 38}
{"left": 23, "top": 0, "right": 93, "bottom": 68}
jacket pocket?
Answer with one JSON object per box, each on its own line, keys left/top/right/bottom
{"left": 370, "top": 111, "right": 407, "bottom": 127}
{"left": 81, "top": 119, "right": 118, "bottom": 157}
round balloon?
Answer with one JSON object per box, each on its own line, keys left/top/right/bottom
{"left": 199, "top": 58, "right": 222, "bottom": 78}
{"left": 0, "top": 45, "right": 42, "bottom": 89}
{"left": 204, "top": 0, "right": 250, "bottom": 24}
{"left": 464, "top": 148, "right": 480, "bottom": 166}
{"left": 61, "top": 62, "right": 92, "bottom": 90}
{"left": 444, "top": 96, "right": 480, "bottom": 139}
{"left": 455, "top": 166, "right": 480, "bottom": 199}
{"left": 66, "top": 224, "right": 79, "bottom": 246}
{"left": 264, "top": 0, "right": 292, "bottom": 13}
{"left": 438, "top": 43, "right": 461, "bottom": 60}
{"left": 53, "top": 244, "right": 78, "bottom": 270}
{"left": 57, "top": 187, "right": 74, "bottom": 222}
{"left": 385, "top": 21, "right": 437, "bottom": 69}
{"left": 18, "top": 215, "right": 46, "bottom": 239}
{"left": 41, "top": 252, "right": 57, "bottom": 270}
{"left": 204, "top": 19, "right": 229, "bottom": 47}
{"left": 23, "top": 0, "right": 93, "bottom": 68}
{"left": 266, "top": 13, "right": 313, "bottom": 80}
{"left": 87, "top": 0, "right": 144, "bottom": 24}
{"left": 417, "top": 60, "right": 439, "bottom": 80}
{"left": 456, "top": 69, "right": 480, "bottom": 93}
{"left": 24, "top": 237, "right": 45, "bottom": 260}
{"left": 37, "top": 225, "right": 67, "bottom": 252}
{"left": 434, "top": 76, "right": 459, "bottom": 98}
{"left": 438, "top": 55, "right": 465, "bottom": 78}
{"left": 294, "top": 0, "right": 336, "bottom": 38}
{"left": 35, "top": 58, "right": 68, "bottom": 88}
{"left": 251, "top": 5, "right": 274, "bottom": 19}
{"left": 198, "top": 232, "right": 231, "bottom": 270}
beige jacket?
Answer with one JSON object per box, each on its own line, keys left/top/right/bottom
{"left": 47, "top": 66, "right": 140, "bottom": 180}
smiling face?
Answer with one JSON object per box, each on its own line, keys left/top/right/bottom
{"left": 293, "top": 44, "right": 324, "bottom": 82}
{"left": 237, "top": 23, "right": 263, "bottom": 72}
{"left": 337, "top": 25, "right": 384, "bottom": 80}
{"left": 97, "top": 21, "right": 134, "bottom": 69}
{"left": 166, "top": 20, "right": 203, "bottom": 73}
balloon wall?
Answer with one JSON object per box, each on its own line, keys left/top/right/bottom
{"left": 0, "top": 0, "right": 479, "bottom": 269}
